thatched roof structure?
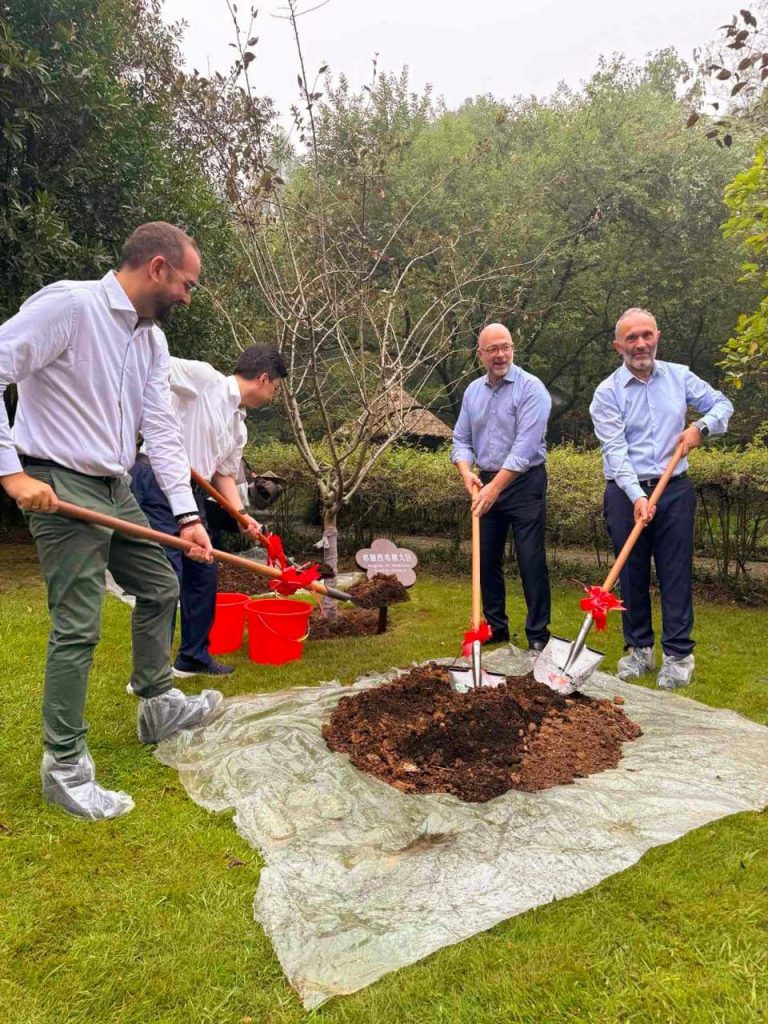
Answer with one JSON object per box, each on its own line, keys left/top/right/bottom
{"left": 340, "top": 388, "right": 453, "bottom": 448}
{"left": 358, "top": 387, "right": 454, "bottom": 444}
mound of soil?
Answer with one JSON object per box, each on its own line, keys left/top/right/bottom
{"left": 309, "top": 607, "right": 380, "bottom": 639}
{"left": 323, "top": 664, "right": 642, "bottom": 802}
{"left": 217, "top": 562, "right": 270, "bottom": 595}
{"left": 348, "top": 573, "right": 410, "bottom": 609}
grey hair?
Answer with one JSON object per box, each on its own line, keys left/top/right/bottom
{"left": 614, "top": 307, "right": 656, "bottom": 339}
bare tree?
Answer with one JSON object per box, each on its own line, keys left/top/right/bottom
{"left": 180, "top": 1, "right": 544, "bottom": 614}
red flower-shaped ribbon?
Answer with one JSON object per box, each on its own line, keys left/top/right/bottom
{"left": 580, "top": 586, "right": 625, "bottom": 631}
{"left": 269, "top": 563, "right": 322, "bottom": 596}
{"left": 461, "top": 620, "right": 493, "bottom": 656}
{"left": 263, "top": 531, "right": 288, "bottom": 570}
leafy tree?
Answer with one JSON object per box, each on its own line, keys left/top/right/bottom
{"left": 690, "top": 4, "right": 768, "bottom": 397}
{"left": 0, "top": 0, "right": 252, "bottom": 365}
{"left": 390, "top": 53, "right": 752, "bottom": 440}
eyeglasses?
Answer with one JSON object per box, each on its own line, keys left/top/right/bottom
{"left": 479, "top": 343, "right": 513, "bottom": 356}
{"left": 163, "top": 258, "right": 199, "bottom": 294}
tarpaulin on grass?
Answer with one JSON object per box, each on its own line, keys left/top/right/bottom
{"left": 155, "top": 648, "right": 768, "bottom": 1009}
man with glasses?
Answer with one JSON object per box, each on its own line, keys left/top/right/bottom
{"left": 452, "top": 322, "right": 552, "bottom": 652}
{"left": 590, "top": 307, "right": 733, "bottom": 688}
{"left": 130, "top": 345, "right": 288, "bottom": 679}
{"left": 0, "top": 221, "right": 223, "bottom": 820}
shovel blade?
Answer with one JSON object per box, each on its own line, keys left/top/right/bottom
{"left": 449, "top": 665, "right": 507, "bottom": 693}
{"left": 533, "top": 635, "right": 605, "bottom": 695}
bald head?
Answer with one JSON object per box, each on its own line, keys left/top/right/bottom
{"left": 477, "top": 322, "right": 514, "bottom": 383}
{"left": 478, "top": 323, "right": 513, "bottom": 348}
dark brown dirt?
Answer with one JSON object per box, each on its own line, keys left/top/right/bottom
{"left": 216, "top": 562, "right": 270, "bottom": 595}
{"left": 348, "top": 573, "right": 410, "bottom": 609}
{"left": 323, "top": 664, "right": 642, "bottom": 802}
{"left": 309, "top": 607, "right": 380, "bottom": 639}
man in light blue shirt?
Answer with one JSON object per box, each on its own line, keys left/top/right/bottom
{"left": 590, "top": 307, "right": 733, "bottom": 688}
{"left": 452, "top": 323, "right": 552, "bottom": 650}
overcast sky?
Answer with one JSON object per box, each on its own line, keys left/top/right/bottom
{"left": 162, "top": 0, "right": 735, "bottom": 117}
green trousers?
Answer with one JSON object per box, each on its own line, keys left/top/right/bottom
{"left": 26, "top": 466, "right": 180, "bottom": 761}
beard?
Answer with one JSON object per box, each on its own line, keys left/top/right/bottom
{"left": 151, "top": 289, "right": 184, "bottom": 324}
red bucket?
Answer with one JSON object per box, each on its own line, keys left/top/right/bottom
{"left": 208, "top": 592, "right": 249, "bottom": 655}
{"left": 245, "top": 597, "right": 313, "bottom": 665}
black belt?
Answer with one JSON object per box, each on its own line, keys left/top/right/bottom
{"left": 21, "top": 455, "right": 119, "bottom": 483}
{"left": 639, "top": 472, "right": 687, "bottom": 488}
{"left": 134, "top": 452, "right": 151, "bottom": 467}
{"left": 479, "top": 465, "right": 543, "bottom": 484}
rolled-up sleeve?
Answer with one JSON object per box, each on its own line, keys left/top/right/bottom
{"left": 141, "top": 342, "right": 196, "bottom": 516}
{"left": 590, "top": 384, "right": 644, "bottom": 504}
{"left": 686, "top": 370, "right": 733, "bottom": 436}
{"left": 502, "top": 378, "right": 551, "bottom": 473}
{"left": 0, "top": 289, "right": 73, "bottom": 476}
{"left": 451, "top": 391, "right": 476, "bottom": 465}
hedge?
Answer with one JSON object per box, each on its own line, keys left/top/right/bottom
{"left": 246, "top": 440, "right": 768, "bottom": 581}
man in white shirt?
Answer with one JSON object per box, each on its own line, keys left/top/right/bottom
{"left": 130, "top": 345, "right": 287, "bottom": 677}
{"left": 0, "top": 221, "right": 223, "bottom": 820}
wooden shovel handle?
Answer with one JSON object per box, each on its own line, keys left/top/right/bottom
{"left": 471, "top": 485, "right": 482, "bottom": 630}
{"left": 52, "top": 499, "right": 338, "bottom": 598}
{"left": 190, "top": 468, "right": 252, "bottom": 531}
{"left": 601, "top": 440, "right": 687, "bottom": 594}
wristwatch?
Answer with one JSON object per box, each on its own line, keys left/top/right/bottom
{"left": 694, "top": 420, "right": 710, "bottom": 438}
{"left": 176, "top": 512, "right": 202, "bottom": 527}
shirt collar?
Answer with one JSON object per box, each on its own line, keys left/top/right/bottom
{"left": 484, "top": 364, "right": 519, "bottom": 388}
{"left": 618, "top": 360, "right": 665, "bottom": 387}
{"left": 226, "top": 375, "right": 243, "bottom": 409}
{"left": 101, "top": 271, "right": 154, "bottom": 328}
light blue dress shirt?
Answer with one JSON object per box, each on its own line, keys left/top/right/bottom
{"left": 451, "top": 365, "right": 552, "bottom": 474}
{"left": 589, "top": 360, "right": 733, "bottom": 504}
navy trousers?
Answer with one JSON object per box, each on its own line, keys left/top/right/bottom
{"left": 129, "top": 460, "right": 219, "bottom": 668}
{"left": 478, "top": 464, "right": 551, "bottom": 646}
{"left": 603, "top": 476, "right": 695, "bottom": 657}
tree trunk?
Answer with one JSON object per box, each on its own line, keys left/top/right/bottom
{"left": 318, "top": 506, "right": 339, "bottom": 620}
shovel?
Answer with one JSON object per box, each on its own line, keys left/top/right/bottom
{"left": 450, "top": 487, "right": 507, "bottom": 692}
{"left": 534, "top": 440, "right": 687, "bottom": 695}
{"left": 51, "top": 499, "right": 356, "bottom": 603}
{"left": 189, "top": 469, "right": 348, "bottom": 602}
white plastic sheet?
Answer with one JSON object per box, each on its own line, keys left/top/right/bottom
{"left": 156, "top": 647, "right": 768, "bottom": 1009}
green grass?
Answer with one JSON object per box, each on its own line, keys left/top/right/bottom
{"left": 1, "top": 563, "right": 767, "bottom": 1024}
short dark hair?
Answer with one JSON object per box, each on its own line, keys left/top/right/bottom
{"left": 120, "top": 221, "right": 199, "bottom": 269}
{"left": 234, "top": 344, "right": 287, "bottom": 381}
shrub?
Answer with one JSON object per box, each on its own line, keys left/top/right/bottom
{"left": 246, "top": 440, "right": 768, "bottom": 582}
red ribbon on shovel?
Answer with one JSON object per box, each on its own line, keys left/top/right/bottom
{"left": 263, "top": 532, "right": 288, "bottom": 570}
{"left": 461, "top": 620, "right": 493, "bottom": 656}
{"left": 269, "top": 563, "right": 322, "bottom": 596}
{"left": 579, "top": 586, "right": 625, "bottom": 632}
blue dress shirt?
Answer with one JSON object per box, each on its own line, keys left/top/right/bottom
{"left": 589, "top": 360, "right": 733, "bottom": 504}
{"left": 451, "top": 365, "right": 552, "bottom": 474}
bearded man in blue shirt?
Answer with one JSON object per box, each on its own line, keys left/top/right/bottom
{"left": 590, "top": 308, "right": 733, "bottom": 689}
{"left": 452, "top": 323, "right": 553, "bottom": 652}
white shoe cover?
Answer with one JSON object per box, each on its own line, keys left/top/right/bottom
{"left": 137, "top": 687, "right": 223, "bottom": 744}
{"left": 617, "top": 646, "right": 656, "bottom": 681}
{"left": 41, "top": 751, "right": 134, "bottom": 820}
{"left": 657, "top": 653, "right": 695, "bottom": 690}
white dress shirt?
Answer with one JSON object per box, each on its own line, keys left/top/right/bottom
{"left": 165, "top": 358, "right": 247, "bottom": 481}
{"left": 0, "top": 271, "right": 196, "bottom": 515}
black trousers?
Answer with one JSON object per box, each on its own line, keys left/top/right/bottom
{"left": 603, "top": 476, "right": 696, "bottom": 657}
{"left": 478, "top": 464, "right": 551, "bottom": 645}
